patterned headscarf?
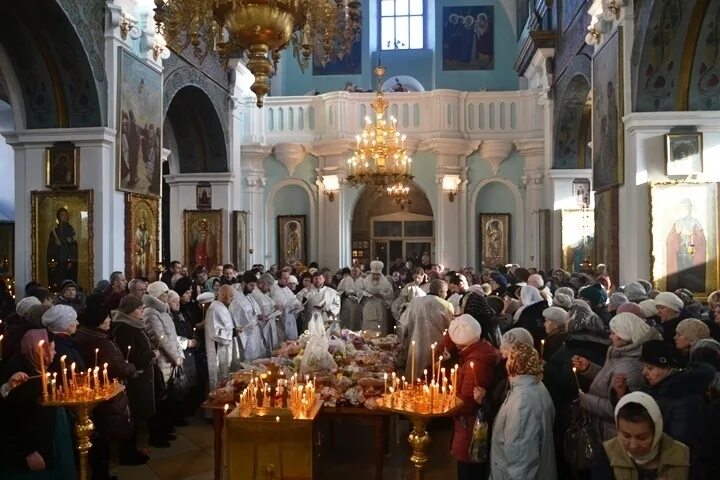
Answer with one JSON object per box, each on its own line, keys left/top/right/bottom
{"left": 567, "top": 300, "right": 609, "bottom": 337}
{"left": 507, "top": 341, "right": 543, "bottom": 379}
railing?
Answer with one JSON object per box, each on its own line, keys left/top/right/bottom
{"left": 245, "top": 89, "right": 544, "bottom": 144}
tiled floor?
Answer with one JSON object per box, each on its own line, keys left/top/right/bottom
{"left": 112, "top": 413, "right": 458, "bottom": 480}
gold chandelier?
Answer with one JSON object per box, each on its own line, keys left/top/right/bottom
{"left": 153, "top": 0, "right": 361, "bottom": 107}
{"left": 346, "top": 65, "right": 413, "bottom": 191}
{"left": 386, "top": 182, "right": 411, "bottom": 209}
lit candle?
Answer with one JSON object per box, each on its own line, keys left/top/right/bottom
{"left": 410, "top": 340, "right": 416, "bottom": 387}
{"left": 424, "top": 369, "right": 428, "bottom": 385}
{"left": 103, "top": 362, "right": 109, "bottom": 387}
{"left": 469, "top": 361, "right": 477, "bottom": 387}
{"left": 431, "top": 343, "right": 436, "bottom": 381}
{"left": 70, "top": 362, "right": 76, "bottom": 388}
{"left": 276, "top": 416, "right": 280, "bottom": 423}
{"left": 224, "top": 404, "right": 229, "bottom": 415}
{"left": 94, "top": 348, "right": 99, "bottom": 369}
{"left": 38, "top": 340, "right": 48, "bottom": 400}
{"left": 437, "top": 356, "right": 443, "bottom": 382}
{"left": 572, "top": 367, "right": 582, "bottom": 392}
{"left": 60, "top": 355, "right": 69, "bottom": 392}
{"left": 383, "top": 372, "right": 388, "bottom": 395}
{"left": 540, "top": 339, "right": 545, "bottom": 360}
{"left": 126, "top": 345, "right": 132, "bottom": 362}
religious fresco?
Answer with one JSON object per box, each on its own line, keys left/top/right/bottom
{"left": 594, "top": 187, "right": 619, "bottom": 282}
{"left": 442, "top": 6, "right": 494, "bottom": 71}
{"left": 689, "top": 0, "right": 720, "bottom": 110}
{"left": 561, "top": 0, "right": 587, "bottom": 32}
{"left": 554, "top": 74, "right": 591, "bottom": 169}
{"left": 125, "top": 194, "right": 160, "bottom": 282}
{"left": 561, "top": 209, "right": 595, "bottom": 273}
{"left": 479, "top": 213, "right": 509, "bottom": 269}
{"left": 232, "top": 211, "right": 248, "bottom": 273}
{"left": 184, "top": 209, "right": 223, "bottom": 273}
{"left": 117, "top": 48, "right": 162, "bottom": 196}
{"left": 31, "top": 190, "right": 94, "bottom": 293}
{"left": 278, "top": 215, "right": 307, "bottom": 268}
{"left": 650, "top": 182, "right": 718, "bottom": 298}
{"left": 592, "top": 27, "right": 623, "bottom": 191}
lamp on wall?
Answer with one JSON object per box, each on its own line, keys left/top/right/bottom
{"left": 322, "top": 175, "right": 340, "bottom": 202}
{"left": 442, "top": 175, "right": 461, "bottom": 203}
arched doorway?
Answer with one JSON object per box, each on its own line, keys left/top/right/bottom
{"left": 350, "top": 181, "right": 433, "bottom": 273}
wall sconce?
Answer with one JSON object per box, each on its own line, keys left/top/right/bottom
{"left": 322, "top": 175, "right": 340, "bottom": 202}
{"left": 442, "top": 175, "right": 461, "bottom": 202}
{"left": 119, "top": 12, "right": 139, "bottom": 40}
{"left": 152, "top": 33, "right": 170, "bottom": 61}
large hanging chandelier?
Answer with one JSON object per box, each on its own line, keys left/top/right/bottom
{"left": 346, "top": 65, "right": 414, "bottom": 191}
{"left": 386, "top": 182, "right": 411, "bottom": 209}
{"left": 153, "top": 0, "right": 361, "bottom": 107}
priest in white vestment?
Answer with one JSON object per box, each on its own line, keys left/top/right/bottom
{"left": 398, "top": 279, "right": 454, "bottom": 380}
{"left": 271, "top": 267, "right": 303, "bottom": 340}
{"left": 337, "top": 266, "right": 363, "bottom": 331}
{"left": 358, "top": 261, "right": 395, "bottom": 335}
{"left": 251, "top": 273, "right": 282, "bottom": 350}
{"left": 391, "top": 267, "right": 428, "bottom": 321}
{"left": 205, "top": 285, "right": 235, "bottom": 390}
{"left": 229, "top": 272, "right": 268, "bottom": 362}
{"left": 297, "top": 271, "right": 341, "bottom": 330}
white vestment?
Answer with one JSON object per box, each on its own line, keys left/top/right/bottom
{"left": 358, "top": 276, "right": 395, "bottom": 334}
{"left": 447, "top": 293, "right": 462, "bottom": 315}
{"left": 337, "top": 276, "right": 363, "bottom": 331}
{"left": 297, "top": 285, "right": 341, "bottom": 330}
{"left": 271, "top": 284, "right": 302, "bottom": 341}
{"left": 250, "top": 287, "right": 281, "bottom": 352}
{"left": 204, "top": 300, "right": 234, "bottom": 390}
{"left": 391, "top": 282, "right": 427, "bottom": 321}
{"left": 399, "top": 295, "right": 454, "bottom": 380}
{"left": 229, "top": 287, "right": 267, "bottom": 362}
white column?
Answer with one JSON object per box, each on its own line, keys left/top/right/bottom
{"left": 240, "top": 144, "right": 270, "bottom": 267}
{"left": 516, "top": 139, "right": 546, "bottom": 268}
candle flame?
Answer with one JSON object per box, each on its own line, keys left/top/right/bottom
{"left": 38, "top": 340, "right": 45, "bottom": 347}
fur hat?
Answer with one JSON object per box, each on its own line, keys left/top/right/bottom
{"left": 654, "top": 292, "right": 684, "bottom": 313}
{"left": 448, "top": 314, "right": 482, "bottom": 346}
{"left": 82, "top": 293, "right": 111, "bottom": 328}
{"left": 676, "top": 318, "right": 710, "bottom": 344}
{"left": 370, "top": 261, "right": 384, "bottom": 274}
{"left": 173, "top": 276, "right": 194, "bottom": 296}
{"left": 640, "top": 340, "right": 686, "bottom": 369}
{"left": 118, "top": 295, "right": 144, "bottom": 314}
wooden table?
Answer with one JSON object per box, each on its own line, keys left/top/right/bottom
{"left": 203, "top": 401, "right": 392, "bottom": 480}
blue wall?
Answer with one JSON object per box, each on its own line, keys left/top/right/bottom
{"left": 277, "top": 0, "right": 518, "bottom": 96}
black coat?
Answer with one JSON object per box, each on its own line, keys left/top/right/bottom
{"left": 74, "top": 326, "right": 136, "bottom": 381}
{"left": 170, "top": 309, "right": 198, "bottom": 387}
{"left": 649, "top": 362, "right": 714, "bottom": 464}
{"left": 49, "top": 333, "right": 86, "bottom": 374}
{"left": 659, "top": 316, "right": 682, "bottom": 344}
{"left": 515, "top": 300, "right": 549, "bottom": 351}
{"left": 112, "top": 315, "right": 156, "bottom": 421}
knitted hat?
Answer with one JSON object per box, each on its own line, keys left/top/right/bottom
{"left": 616, "top": 302, "right": 646, "bottom": 319}
{"left": 555, "top": 287, "right": 575, "bottom": 299}
{"left": 675, "top": 318, "right": 710, "bottom": 344}
{"left": 608, "top": 292, "right": 628, "bottom": 313}
{"left": 173, "top": 276, "right": 194, "bottom": 296}
{"left": 448, "top": 314, "right": 482, "bottom": 346}
{"left": 609, "top": 312, "right": 652, "bottom": 343}
{"left": 690, "top": 338, "right": 720, "bottom": 368}
{"left": 578, "top": 283, "right": 608, "bottom": 307}
{"left": 146, "top": 281, "right": 169, "bottom": 299}
{"left": 542, "top": 307, "right": 569, "bottom": 326}
{"left": 623, "top": 282, "right": 648, "bottom": 303}
{"left": 41, "top": 305, "right": 79, "bottom": 333}
{"left": 674, "top": 289, "right": 693, "bottom": 307}
{"left": 639, "top": 299, "right": 658, "bottom": 318}
{"left": 60, "top": 279, "right": 79, "bottom": 294}
{"left": 82, "top": 293, "right": 110, "bottom": 328}
{"left": 527, "top": 274, "right": 544, "bottom": 289}
{"left": 118, "top": 295, "right": 144, "bottom": 314}
{"left": 654, "top": 292, "right": 684, "bottom": 312}
{"left": 507, "top": 342, "right": 543, "bottom": 377}
{"left": 16, "top": 297, "right": 41, "bottom": 317}
{"left": 553, "top": 293, "right": 573, "bottom": 309}
{"left": 640, "top": 340, "right": 686, "bottom": 369}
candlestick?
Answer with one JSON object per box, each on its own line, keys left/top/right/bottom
{"left": 94, "top": 348, "right": 99, "bottom": 369}
{"left": 126, "top": 345, "right": 132, "bottom": 362}
{"left": 410, "top": 340, "right": 416, "bottom": 388}
{"left": 431, "top": 343, "right": 436, "bottom": 381}
{"left": 103, "top": 363, "right": 109, "bottom": 388}
{"left": 38, "top": 340, "right": 48, "bottom": 400}
{"left": 540, "top": 340, "right": 545, "bottom": 360}
{"left": 572, "top": 367, "right": 582, "bottom": 392}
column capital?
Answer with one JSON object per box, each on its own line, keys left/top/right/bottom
{"left": 272, "top": 143, "right": 307, "bottom": 176}
{"left": 241, "top": 143, "right": 271, "bottom": 172}
{"left": 418, "top": 138, "right": 477, "bottom": 165}
{"left": 479, "top": 140, "right": 514, "bottom": 175}
{"left": 522, "top": 170, "right": 544, "bottom": 186}
{"left": 514, "top": 138, "right": 546, "bottom": 171}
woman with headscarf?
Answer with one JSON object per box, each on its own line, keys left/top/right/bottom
{"left": 0, "top": 330, "right": 76, "bottom": 478}
{"left": 447, "top": 314, "right": 500, "bottom": 479}
{"left": 42, "top": 304, "right": 84, "bottom": 373}
{"left": 541, "top": 307, "right": 568, "bottom": 361}
{"left": 168, "top": 290, "right": 198, "bottom": 423}
{"left": 489, "top": 342, "right": 556, "bottom": 479}
{"left": 204, "top": 277, "right": 221, "bottom": 294}
{"left": 513, "top": 285, "right": 549, "bottom": 351}
{"left": 572, "top": 312, "right": 662, "bottom": 440}
{"left": 594, "top": 392, "right": 693, "bottom": 480}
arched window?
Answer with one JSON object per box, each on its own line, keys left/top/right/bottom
{"left": 380, "top": 0, "right": 424, "bottom": 50}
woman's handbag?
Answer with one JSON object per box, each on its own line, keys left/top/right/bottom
{"left": 166, "top": 365, "right": 189, "bottom": 402}
{"left": 468, "top": 407, "right": 489, "bottom": 463}
{"left": 564, "top": 400, "right": 602, "bottom": 471}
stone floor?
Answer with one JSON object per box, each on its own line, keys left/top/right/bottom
{"left": 111, "top": 412, "right": 458, "bottom": 480}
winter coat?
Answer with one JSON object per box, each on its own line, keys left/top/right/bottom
{"left": 450, "top": 339, "right": 500, "bottom": 463}
{"left": 143, "top": 295, "right": 182, "bottom": 383}
{"left": 649, "top": 362, "right": 714, "bottom": 470}
{"left": 489, "top": 375, "right": 556, "bottom": 480}
{"left": 49, "top": 333, "right": 85, "bottom": 374}
{"left": 112, "top": 310, "right": 155, "bottom": 421}
{"left": 579, "top": 327, "right": 662, "bottom": 439}
{"left": 542, "top": 329, "right": 567, "bottom": 362}
{"left": 74, "top": 326, "right": 136, "bottom": 381}
{"left": 53, "top": 295, "right": 85, "bottom": 316}
{"left": 660, "top": 316, "right": 683, "bottom": 344}
{"left": 170, "top": 308, "right": 198, "bottom": 388}
{"left": 515, "top": 300, "right": 549, "bottom": 351}
{"left": 593, "top": 434, "right": 691, "bottom": 480}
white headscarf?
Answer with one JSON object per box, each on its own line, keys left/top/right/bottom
{"left": 609, "top": 313, "right": 651, "bottom": 343}
{"left": 614, "top": 392, "right": 664, "bottom": 466}
{"left": 513, "top": 285, "right": 544, "bottom": 321}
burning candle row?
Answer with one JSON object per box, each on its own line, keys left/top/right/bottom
{"left": 381, "top": 365, "right": 460, "bottom": 414}
{"left": 237, "top": 372, "right": 317, "bottom": 419}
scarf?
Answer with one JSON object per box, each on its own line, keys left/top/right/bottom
{"left": 513, "top": 285, "right": 544, "bottom": 321}
{"left": 20, "top": 329, "right": 50, "bottom": 373}
{"left": 507, "top": 341, "right": 543, "bottom": 379}
{"left": 614, "top": 392, "right": 663, "bottom": 467}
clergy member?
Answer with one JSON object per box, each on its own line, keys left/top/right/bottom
{"left": 399, "top": 279, "right": 454, "bottom": 380}
{"left": 358, "top": 261, "right": 395, "bottom": 335}
{"left": 337, "top": 266, "right": 363, "bottom": 331}
{"left": 204, "top": 284, "right": 235, "bottom": 391}
{"left": 229, "top": 272, "right": 268, "bottom": 362}
{"left": 251, "top": 273, "right": 282, "bottom": 350}
{"left": 270, "top": 267, "right": 303, "bottom": 341}
{"left": 391, "top": 267, "right": 428, "bottom": 321}
{"left": 297, "top": 271, "right": 341, "bottom": 330}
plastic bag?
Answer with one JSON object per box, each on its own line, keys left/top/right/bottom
{"left": 299, "top": 312, "right": 338, "bottom": 376}
{"left": 166, "top": 365, "right": 189, "bottom": 402}
{"left": 564, "top": 401, "right": 601, "bottom": 472}
{"left": 468, "top": 407, "right": 489, "bottom": 463}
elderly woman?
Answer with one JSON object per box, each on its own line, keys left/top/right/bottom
{"left": 572, "top": 312, "right": 661, "bottom": 440}
{"left": 594, "top": 392, "right": 692, "bottom": 480}
{"left": 674, "top": 318, "right": 710, "bottom": 356}
{"left": 654, "top": 292, "right": 686, "bottom": 343}
{"left": 447, "top": 314, "right": 500, "bottom": 480}
{"left": 489, "top": 342, "right": 556, "bottom": 479}
{"left": 541, "top": 307, "right": 568, "bottom": 361}
{"left": 42, "top": 304, "right": 84, "bottom": 372}
{"left": 0, "top": 330, "right": 76, "bottom": 478}
{"left": 513, "top": 285, "right": 549, "bottom": 350}
{"left": 168, "top": 289, "right": 198, "bottom": 424}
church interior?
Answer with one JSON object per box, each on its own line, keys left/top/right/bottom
{"left": 1, "top": 0, "right": 720, "bottom": 479}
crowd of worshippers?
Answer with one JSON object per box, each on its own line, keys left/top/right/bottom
{"left": 2, "top": 260, "right": 720, "bottom": 480}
